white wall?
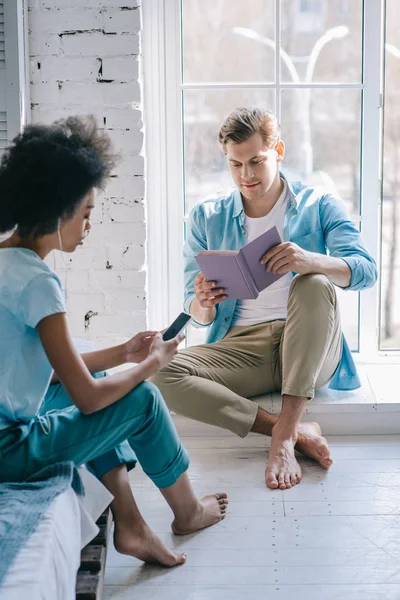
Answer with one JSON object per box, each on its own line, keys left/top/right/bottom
{"left": 28, "top": 0, "right": 146, "bottom": 348}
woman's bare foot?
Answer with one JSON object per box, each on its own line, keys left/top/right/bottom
{"left": 296, "top": 421, "right": 333, "bottom": 470}
{"left": 265, "top": 425, "right": 302, "bottom": 490}
{"left": 114, "top": 522, "right": 187, "bottom": 567}
{"left": 171, "top": 493, "right": 228, "bottom": 535}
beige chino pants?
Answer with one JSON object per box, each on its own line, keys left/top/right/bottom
{"left": 151, "top": 274, "right": 343, "bottom": 438}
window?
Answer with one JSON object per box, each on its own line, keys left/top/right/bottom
{"left": 379, "top": 0, "right": 400, "bottom": 349}
{"left": 299, "top": 0, "right": 322, "bottom": 12}
{"left": 0, "top": 1, "right": 29, "bottom": 243}
{"left": 0, "top": 1, "right": 29, "bottom": 160}
{"left": 144, "top": 0, "right": 389, "bottom": 361}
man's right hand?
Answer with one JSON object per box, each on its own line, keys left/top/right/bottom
{"left": 194, "top": 272, "right": 227, "bottom": 308}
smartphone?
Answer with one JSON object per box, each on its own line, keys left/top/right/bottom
{"left": 162, "top": 312, "right": 192, "bottom": 341}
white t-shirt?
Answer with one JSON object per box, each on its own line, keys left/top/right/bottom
{"left": 232, "top": 180, "right": 293, "bottom": 327}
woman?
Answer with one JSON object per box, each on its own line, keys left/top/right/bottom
{"left": 0, "top": 116, "right": 227, "bottom": 567}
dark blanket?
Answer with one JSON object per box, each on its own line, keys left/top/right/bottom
{"left": 0, "top": 461, "right": 84, "bottom": 585}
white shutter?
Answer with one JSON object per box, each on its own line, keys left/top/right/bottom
{"left": 0, "top": 0, "right": 29, "bottom": 159}
{"left": 0, "top": 1, "right": 7, "bottom": 154}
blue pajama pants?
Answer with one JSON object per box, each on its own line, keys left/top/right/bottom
{"left": 0, "top": 372, "right": 189, "bottom": 488}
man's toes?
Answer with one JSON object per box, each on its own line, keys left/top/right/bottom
{"left": 278, "top": 474, "right": 286, "bottom": 489}
{"left": 290, "top": 473, "right": 297, "bottom": 486}
{"left": 266, "top": 471, "right": 279, "bottom": 489}
{"left": 284, "top": 474, "right": 292, "bottom": 488}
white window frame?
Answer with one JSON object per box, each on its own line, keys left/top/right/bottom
{"left": 2, "top": 0, "right": 30, "bottom": 146}
{"left": 143, "top": 0, "right": 398, "bottom": 363}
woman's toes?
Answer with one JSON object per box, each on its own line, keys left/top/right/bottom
{"left": 176, "top": 553, "right": 187, "bottom": 565}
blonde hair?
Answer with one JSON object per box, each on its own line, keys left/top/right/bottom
{"left": 218, "top": 107, "right": 280, "bottom": 149}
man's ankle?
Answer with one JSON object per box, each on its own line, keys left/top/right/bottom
{"left": 272, "top": 420, "right": 298, "bottom": 441}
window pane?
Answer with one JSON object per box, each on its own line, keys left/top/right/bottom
{"left": 280, "top": 0, "right": 362, "bottom": 83}
{"left": 280, "top": 88, "right": 361, "bottom": 217}
{"left": 379, "top": 0, "right": 400, "bottom": 350}
{"left": 336, "top": 286, "right": 359, "bottom": 352}
{"left": 181, "top": 0, "right": 275, "bottom": 83}
{"left": 281, "top": 88, "right": 361, "bottom": 351}
{"left": 183, "top": 89, "right": 275, "bottom": 215}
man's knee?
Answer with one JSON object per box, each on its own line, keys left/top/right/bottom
{"left": 289, "top": 274, "right": 334, "bottom": 301}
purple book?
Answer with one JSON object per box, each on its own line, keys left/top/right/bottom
{"left": 196, "top": 226, "right": 284, "bottom": 300}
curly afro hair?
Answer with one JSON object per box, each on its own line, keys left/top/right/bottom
{"left": 0, "top": 115, "right": 118, "bottom": 238}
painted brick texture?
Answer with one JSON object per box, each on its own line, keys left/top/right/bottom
{"left": 28, "top": 0, "right": 146, "bottom": 348}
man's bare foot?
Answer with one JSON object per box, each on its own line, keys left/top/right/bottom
{"left": 171, "top": 493, "right": 228, "bottom": 535}
{"left": 265, "top": 425, "right": 302, "bottom": 490}
{"left": 296, "top": 421, "right": 333, "bottom": 470}
{"left": 114, "top": 522, "right": 187, "bottom": 567}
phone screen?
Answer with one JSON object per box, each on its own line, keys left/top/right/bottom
{"left": 162, "top": 312, "right": 192, "bottom": 341}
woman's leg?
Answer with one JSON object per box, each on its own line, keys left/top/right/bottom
{"left": 102, "top": 465, "right": 187, "bottom": 566}
{"left": 43, "top": 371, "right": 138, "bottom": 478}
{"left": 0, "top": 380, "right": 227, "bottom": 566}
{"left": 101, "top": 465, "right": 227, "bottom": 565}
{"left": 160, "top": 472, "right": 228, "bottom": 535}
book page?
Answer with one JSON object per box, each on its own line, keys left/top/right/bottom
{"left": 195, "top": 253, "right": 254, "bottom": 299}
{"left": 240, "top": 226, "right": 284, "bottom": 292}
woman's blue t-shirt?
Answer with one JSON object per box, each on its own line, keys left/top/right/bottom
{"left": 0, "top": 248, "right": 65, "bottom": 430}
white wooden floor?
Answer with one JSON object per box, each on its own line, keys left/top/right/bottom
{"left": 103, "top": 430, "right": 400, "bottom": 600}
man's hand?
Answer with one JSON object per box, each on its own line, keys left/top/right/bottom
{"left": 261, "top": 242, "right": 315, "bottom": 276}
{"left": 125, "top": 331, "right": 158, "bottom": 363}
{"left": 194, "top": 272, "right": 227, "bottom": 307}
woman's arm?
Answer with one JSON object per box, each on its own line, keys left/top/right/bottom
{"left": 50, "top": 330, "right": 157, "bottom": 384}
{"left": 50, "top": 344, "right": 125, "bottom": 384}
{"left": 38, "top": 313, "right": 179, "bottom": 414}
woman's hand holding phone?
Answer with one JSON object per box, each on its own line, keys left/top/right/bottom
{"left": 148, "top": 332, "right": 185, "bottom": 370}
{"left": 125, "top": 331, "right": 158, "bottom": 363}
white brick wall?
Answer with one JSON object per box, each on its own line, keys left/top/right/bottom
{"left": 28, "top": 0, "right": 146, "bottom": 348}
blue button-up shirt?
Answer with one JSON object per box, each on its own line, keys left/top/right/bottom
{"left": 183, "top": 175, "right": 378, "bottom": 391}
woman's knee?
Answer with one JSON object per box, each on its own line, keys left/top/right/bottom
{"left": 128, "top": 380, "right": 165, "bottom": 413}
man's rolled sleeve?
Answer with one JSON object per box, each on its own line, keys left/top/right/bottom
{"left": 341, "top": 255, "right": 376, "bottom": 291}
{"left": 183, "top": 205, "right": 216, "bottom": 328}
{"left": 320, "top": 195, "right": 378, "bottom": 292}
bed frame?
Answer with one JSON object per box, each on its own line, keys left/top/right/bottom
{"left": 76, "top": 508, "right": 113, "bottom": 600}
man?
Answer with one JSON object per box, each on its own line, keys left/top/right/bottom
{"left": 151, "top": 107, "right": 377, "bottom": 491}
